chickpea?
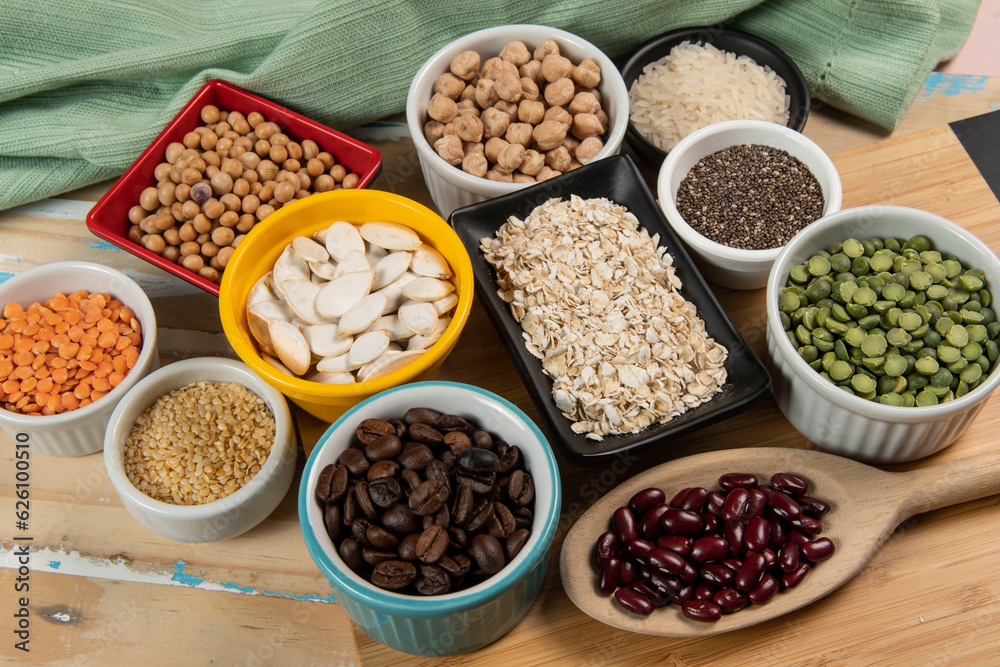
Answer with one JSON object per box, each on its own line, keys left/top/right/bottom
{"left": 424, "top": 120, "right": 446, "bottom": 144}
{"left": 434, "top": 72, "right": 466, "bottom": 100}
{"left": 474, "top": 78, "right": 498, "bottom": 109}
{"left": 139, "top": 186, "right": 160, "bottom": 211}
{"left": 442, "top": 121, "right": 455, "bottom": 137}
{"left": 597, "top": 109, "right": 610, "bottom": 132}
{"left": 533, "top": 120, "right": 569, "bottom": 151}
{"left": 500, "top": 41, "right": 531, "bottom": 67}
{"left": 434, "top": 135, "right": 464, "bottom": 166}
{"left": 456, "top": 99, "right": 478, "bottom": 113}
{"left": 453, "top": 113, "right": 484, "bottom": 143}
{"left": 545, "top": 146, "right": 572, "bottom": 172}
{"left": 519, "top": 60, "right": 544, "bottom": 86}
{"left": 463, "top": 141, "right": 484, "bottom": 155}
{"left": 533, "top": 39, "right": 560, "bottom": 61}
{"left": 485, "top": 168, "right": 513, "bottom": 183}
{"left": 493, "top": 100, "right": 517, "bottom": 117}
{"left": 568, "top": 91, "right": 600, "bottom": 116}
{"left": 571, "top": 112, "right": 604, "bottom": 140}
{"left": 536, "top": 165, "right": 560, "bottom": 181}
{"left": 519, "top": 149, "right": 545, "bottom": 176}
{"left": 460, "top": 152, "right": 487, "bottom": 178}
{"left": 330, "top": 164, "right": 347, "bottom": 182}
{"left": 481, "top": 108, "right": 511, "bottom": 140}
{"left": 495, "top": 72, "right": 523, "bottom": 103}
{"left": 460, "top": 84, "right": 476, "bottom": 102}
{"left": 513, "top": 173, "right": 535, "bottom": 184}
{"left": 544, "top": 105, "right": 573, "bottom": 126}
{"left": 505, "top": 122, "right": 533, "bottom": 147}
{"left": 484, "top": 137, "right": 509, "bottom": 163}
{"left": 517, "top": 100, "right": 545, "bottom": 125}
{"left": 562, "top": 134, "right": 581, "bottom": 155}
{"left": 544, "top": 77, "right": 576, "bottom": 108}
{"left": 450, "top": 50, "right": 480, "bottom": 81}
{"left": 427, "top": 93, "right": 459, "bottom": 123}
{"left": 572, "top": 58, "right": 602, "bottom": 88}
{"left": 497, "top": 143, "right": 525, "bottom": 172}
{"left": 541, "top": 54, "right": 574, "bottom": 82}
{"left": 519, "top": 77, "right": 540, "bottom": 101}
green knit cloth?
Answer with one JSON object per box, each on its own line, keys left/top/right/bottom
{"left": 0, "top": 0, "right": 979, "bottom": 211}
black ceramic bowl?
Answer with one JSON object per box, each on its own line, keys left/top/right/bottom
{"left": 620, "top": 27, "right": 810, "bottom": 170}
{"left": 450, "top": 155, "right": 772, "bottom": 464}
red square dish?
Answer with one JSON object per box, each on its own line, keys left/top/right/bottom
{"left": 86, "top": 79, "right": 382, "bottom": 295}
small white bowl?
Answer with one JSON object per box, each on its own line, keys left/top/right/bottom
{"left": 103, "top": 357, "right": 296, "bottom": 542}
{"left": 658, "top": 119, "right": 843, "bottom": 290}
{"left": 766, "top": 205, "right": 1000, "bottom": 463}
{"left": 0, "top": 261, "right": 159, "bottom": 456}
{"left": 405, "top": 24, "right": 629, "bottom": 218}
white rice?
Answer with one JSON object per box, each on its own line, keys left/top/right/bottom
{"left": 629, "top": 41, "right": 790, "bottom": 152}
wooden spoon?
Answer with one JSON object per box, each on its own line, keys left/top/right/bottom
{"left": 560, "top": 446, "right": 1000, "bottom": 637}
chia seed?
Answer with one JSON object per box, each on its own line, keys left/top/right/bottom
{"left": 675, "top": 144, "right": 825, "bottom": 251}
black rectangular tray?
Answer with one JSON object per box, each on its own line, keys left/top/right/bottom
{"left": 450, "top": 154, "right": 771, "bottom": 464}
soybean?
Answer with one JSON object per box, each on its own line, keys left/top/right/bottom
{"left": 781, "top": 235, "right": 998, "bottom": 406}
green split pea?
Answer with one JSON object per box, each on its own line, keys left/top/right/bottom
{"left": 780, "top": 234, "right": 999, "bottom": 407}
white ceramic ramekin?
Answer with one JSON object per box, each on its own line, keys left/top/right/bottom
{"left": 0, "top": 261, "right": 159, "bottom": 456}
{"left": 766, "top": 205, "right": 1000, "bottom": 463}
{"left": 103, "top": 357, "right": 297, "bottom": 542}
{"left": 299, "top": 381, "right": 561, "bottom": 656}
{"left": 405, "top": 24, "right": 629, "bottom": 218}
{"left": 658, "top": 119, "right": 843, "bottom": 290}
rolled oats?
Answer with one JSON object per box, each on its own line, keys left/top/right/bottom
{"left": 480, "top": 195, "right": 728, "bottom": 440}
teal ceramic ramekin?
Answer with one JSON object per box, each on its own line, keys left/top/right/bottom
{"left": 298, "top": 381, "right": 561, "bottom": 656}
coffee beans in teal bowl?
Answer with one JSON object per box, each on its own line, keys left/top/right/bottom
{"left": 766, "top": 206, "right": 1000, "bottom": 463}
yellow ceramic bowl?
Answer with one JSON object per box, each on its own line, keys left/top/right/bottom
{"left": 219, "top": 189, "right": 474, "bottom": 423}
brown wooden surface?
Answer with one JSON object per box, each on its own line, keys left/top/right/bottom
{"left": 1, "top": 79, "right": 1000, "bottom": 665}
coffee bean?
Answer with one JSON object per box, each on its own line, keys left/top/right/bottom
{"left": 416, "top": 524, "right": 449, "bottom": 563}
{"left": 339, "top": 447, "right": 370, "bottom": 478}
{"left": 382, "top": 503, "right": 422, "bottom": 535}
{"left": 342, "top": 487, "right": 359, "bottom": 526}
{"left": 490, "top": 502, "right": 516, "bottom": 539}
{"left": 409, "top": 479, "right": 449, "bottom": 516}
{"left": 513, "top": 505, "right": 533, "bottom": 530}
{"left": 497, "top": 445, "right": 522, "bottom": 475}
{"left": 508, "top": 470, "right": 535, "bottom": 506}
{"left": 456, "top": 471, "right": 495, "bottom": 495}
{"left": 371, "top": 560, "right": 417, "bottom": 590}
{"left": 367, "top": 524, "right": 399, "bottom": 551}
{"left": 433, "top": 504, "right": 451, "bottom": 529}
{"left": 444, "top": 431, "right": 472, "bottom": 452}
{"left": 415, "top": 563, "right": 452, "bottom": 595}
{"left": 354, "top": 481, "right": 378, "bottom": 518}
{"left": 466, "top": 497, "right": 495, "bottom": 534}
{"left": 366, "top": 459, "right": 400, "bottom": 482}
{"left": 399, "top": 444, "right": 434, "bottom": 471}
{"left": 398, "top": 532, "right": 420, "bottom": 561}
{"left": 316, "top": 464, "right": 349, "bottom": 503}
{"left": 456, "top": 447, "right": 499, "bottom": 473}
{"left": 401, "top": 469, "right": 422, "bottom": 493}
{"left": 506, "top": 528, "right": 530, "bottom": 561}
{"left": 434, "top": 413, "right": 471, "bottom": 434}
{"left": 339, "top": 538, "right": 364, "bottom": 571}
{"left": 368, "top": 477, "right": 402, "bottom": 509}
{"left": 351, "top": 518, "right": 373, "bottom": 546}
{"left": 388, "top": 418, "right": 408, "bottom": 439}
{"left": 449, "top": 526, "right": 468, "bottom": 549}
{"left": 425, "top": 460, "right": 451, "bottom": 492}
{"left": 472, "top": 430, "right": 494, "bottom": 450}
{"left": 357, "top": 418, "right": 396, "bottom": 445}
{"left": 438, "top": 553, "right": 472, "bottom": 578}
{"left": 404, "top": 407, "right": 441, "bottom": 425}
{"left": 323, "top": 503, "right": 342, "bottom": 541}
{"left": 471, "top": 534, "right": 506, "bottom": 575}
{"left": 365, "top": 434, "right": 403, "bottom": 462}
{"left": 408, "top": 423, "right": 443, "bottom": 447}
{"left": 363, "top": 548, "right": 397, "bottom": 566}
{"left": 451, "top": 485, "right": 474, "bottom": 525}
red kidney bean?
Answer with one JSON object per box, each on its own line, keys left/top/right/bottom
{"left": 640, "top": 503, "right": 671, "bottom": 539}
{"left": 748, "top": 572, "right": 779, "bottom": 605}
{"left": 744, "top": 516, "right": 770, "bottom": 553}
{"left": 679, "top": 560, "right": 699, "bottom": 584}
{"left": 656, "top": 534, "right": 691, "bottom": 557}
{"left": 719, "top": 472, "right": 758, "bottom": 490}
{"left": 647, "top": 546, "right": 686, "bottom": 575}
{"left": 599, "top": 557, "right": 622, "bottom": 594}
{"left": 661, "top": 509, "right": 703, "bottom": 536}
{"left": 682, "top": 599, "right": 722, "bottom": 623}
{"left": 713, "top": 587, "right": 749, "bottom": 613}
{"left": 745, "top": 488, "right": 767, "bottom": 519}
{"left": 614, "top": 587, "right": 654, "bottom": 615}
{"left": 736, "top": 552, "right": 766, "bottom": 591}
{"left": 678, "top": 487, "right": 709, "bottom": 512}
{"left": 595, "top": 530, "right": 617, "bottom": 565}
{"left": 801, "top": 537, "right": 835, "bottom": 562}
{"left": 701, "top": 513, "right": 720, "bottom": 535}
{"left": 779, "top": 542, "right": 801, "bottom": 572}
{"left": 798, "top": 495, "right": 831, "bottom": 517}
{"left": 767, "top": 511, "right": 787, "bottom": 548}
{"left": 613, "top": 506, "right": 637, "bottom": 541}
{"left": 704, "top": 491, "right": 726, "bottom": 517}
{"left": 723, "top": 520, "right": 745, "bottom": 554}
{"left": 721, "top": 557, "right": 742, "bottom": 574}
{"left": 627, "top": 537, "right": 655, "bottom": 560}
{"left": 693, "top": 582, "right": 718, "bottom": 601}
{"left": 723, "top": 488, "right": 751, "bottom": 523}
{"left": 620, "top": 559, "right": 636, "bottom": 585}
{"left": 793, "top": 515, "right": 823, "bottom": 536}
{"left": 629, "top": 488, "right": 666, "bottom": 516}
{"left": 631, "top": 580, "right": 670, "bottom": 608}
{"left": 787, "top": 530, "right": 810, "bottom": 546}
{"left": 690, "top": 536, "right": 729, "bottom": 563}
{"left": 771, "top": 472, "right": 809, "bottom": 496}
{"left": 672, "top": 584, "right": 695, "bottom": 605}
{"left": 781, "top": 562, "right": 811, "bottom": 589}
{"left": 768, "top": 491, "right": 802, "bottom": 521}
{"left": 700, "top": 563, "right": 735, "bottom": 587}
{"left": 668, "top": 487, "right": 693, "bottom": 509}
{"left": 649, "top": 569, "right": 683, "bottom": 595}
{"left": 761, "top": 547, "right": 777, "bottom": 569}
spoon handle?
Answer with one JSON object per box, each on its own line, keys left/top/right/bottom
{"left": 895, "top": 450, "right": 1000, "bottom": 518}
